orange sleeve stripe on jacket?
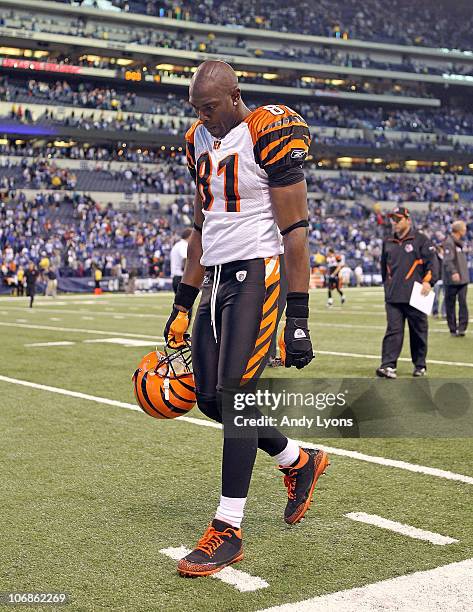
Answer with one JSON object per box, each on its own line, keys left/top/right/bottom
{"left": 423, "top": 270, "right": 432, "bottom": 283}
{"left": 405, "top": 259, "right": 423, "bottom": 280}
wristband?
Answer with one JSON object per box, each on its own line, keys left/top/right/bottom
{"left": 286, "top": 292, "right": 309, "bottom": 318}
{"left": 175, "top": 282, "right": 199, "bottom": 311}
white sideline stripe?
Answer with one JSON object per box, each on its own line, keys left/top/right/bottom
{"left": 0, "top": 374, "right": 143, "bottom": 412}
{"left": 83, "top": 338, "right": 155, "bottom": 347}
{"left": 159, "top": 546, "right": 269, "bottom": 592}
{"left": 1, "top": 374, "right": 473, "bottom": 486}
{"left": 258, "top": 557, "right": 473, "bottom": 612}
{"left": 318, "top": 350, "right": 473, "bottom": 368}
{"left": 1, "top": 321, "right": 472, "bottom": 369}
{"left": 0, "top": 306, "right": 167, "bottom": 319}
{"left": 313, "top": 322, "right": 450, "bottom": 334}
{"left": 0, "top": 321, "right": 161, "bottom": 340}
{"left": 24, "top": 341, "right": 76, "bottom": 347}
{"left": 345, "top": 512, "right": 458, "bottom": 545}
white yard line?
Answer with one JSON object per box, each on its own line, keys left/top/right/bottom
{"left": 0, "top": 306, "right": 166, "bottom": 319}
{"left": 0, "top": 321, "right": 161, "bottom": 340}
{"left": 345, "top": 512, "right": 458, "bottom": 545}
{"left": 258, "top": 557, "right": 473, "bottom": 612}
{"left": 1, "top": 321, "right": 471, "bottom": 368}
{"left": 83, "top": 338, "right": 155, "bottom": 347}
{"left": 312, "top": 322, "right": 450, "bottom": 334}
{"left": 0, "top": 374, "right": 472, "bottom": 486}
{"left": 159, "top": 546, "right": 268, "bottom": 592}
{"left": 318, "top": 350, "right": 473, "bottom": 368}
{"left": 24, "top": 341, "right": 76, "bottom": 348}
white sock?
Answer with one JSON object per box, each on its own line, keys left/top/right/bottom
{"left": 272, "top": 439, "right": 300, "bottom": 467}
{"left": 215, "top": 495, "right": 246, "bottom": 528}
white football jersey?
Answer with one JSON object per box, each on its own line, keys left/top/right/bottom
{"left": 185, "top": 105, "right": 310, "bottom": 266}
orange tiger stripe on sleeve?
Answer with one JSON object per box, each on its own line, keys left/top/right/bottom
{"left": 264, "top": 138, "right": 309, "bottom": 166}
{"left": 245, "top": 106, "right": 297, "bottom": 145}
{"left": 185, "top": 119, "right": 202, "bottom": 144}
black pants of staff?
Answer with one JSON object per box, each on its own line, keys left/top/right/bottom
{"left": 172, "top": 275, "right": 182, "bottom": 294}
{"left": 445, "top": 283, "right": 469, "bottom": 334}
{"left": 381, "top": 302, "right": 428, "bottom": 369}
{"left": 26, "top": 288, "right": 35, "bottom": 308}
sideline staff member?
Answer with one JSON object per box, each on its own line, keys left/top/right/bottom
{"left": 443, "top": 220, "right": 469, "bottom": 337}
{"left": 170, "top": 228, "right": 192, "bottom": 294}
{"left": 377, "top": 206, "right": 438, "bottom": 378}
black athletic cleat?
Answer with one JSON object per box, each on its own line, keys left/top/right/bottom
{"left": 413, "top": 367, "right": 426, "bottom": 377}
{"left": 280, "top": 448, "right": 329, "bottom": 525}
{"left": 376, "top": 366, "right": 397, "bottom": 379}
{"left": 177, "top": 519, "right": 243, "bottom": 577}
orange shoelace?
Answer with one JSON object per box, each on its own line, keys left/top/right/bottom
{"left": 284, "top": 471, "right": 297, "bottom": 500}
{"left": 196, "top": 526, "right": 228, "bottom": 556}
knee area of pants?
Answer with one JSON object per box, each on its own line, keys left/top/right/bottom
{"left": 195, "top": 390, "right": 220, "bottom": 419}
{"left": 217, "top": 386, "right": 258, "bottom": 419}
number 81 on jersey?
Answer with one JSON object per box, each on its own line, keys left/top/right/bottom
{"left": 197, "top": 152, "right": 240, "bottom": 212}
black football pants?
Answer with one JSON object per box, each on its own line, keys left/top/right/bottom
{"left": 192, "top": 257, "right": 288, "bottom": 498}
{"left": 381, "top": 302, "right": 428, "bottom": 369}
{"left": 445, "top": 284, "right": 469, "bottom": 334}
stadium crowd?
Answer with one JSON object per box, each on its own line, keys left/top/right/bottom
{"left": 306, "top": 172, "right": 473, "bottom": 203}
{"left": 1, "top": 183, "right": 472, "bottom": 290}
{"left": 0, "top": 142, "right": 176, "bottom": 164}
{"left": 115, "top": 0, "right": 473, "bottom": 51}
{"left": 21, "top": 0, "right": 473, "bottom": 53}
{"left": 0, "top": 192, "right": 192, "bottom": 285}
{"left": 3, "top": 78, "right": 473, "bottom": 137}
{"left": 1, "top": 153, "right": 473, "bottom": 199}
{"left": 0, "top": 158, "right": 194, "bottom": 194}
{"left": 4, "top": 104, "right": 188, "bottom": 136}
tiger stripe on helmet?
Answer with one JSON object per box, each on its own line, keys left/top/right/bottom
{"left": 241, "top": 256, "right": 280, "bottom": 382}
{"left": 135, "top": 370, "right": 169, "bottom": 418}
{"left": 132, "top": 348, "right": 196, "bottom": 419}
{"left": 158, "top": 385, "right": 192, "bottom": 416}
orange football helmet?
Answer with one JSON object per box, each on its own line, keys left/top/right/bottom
{"left": 132, "top": 343, "right": 196, "bottom": 419}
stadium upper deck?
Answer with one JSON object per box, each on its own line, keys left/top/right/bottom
{"left": 34, "top": 0, "right": 473, "bottom": 52}
{"left": 0, "top": 0, "right": 472, "bottom": 171}
{"left": 1, "top": 0, "right": 473, "bottom": 98}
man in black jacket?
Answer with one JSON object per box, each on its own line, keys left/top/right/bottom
{"left": 25, "top": 262, "right": 39, "bottom": 309}
{"left": 443, "top": 220, "right": 469, "bottom": 337}
{"left": 377, "top": 206, "right": 438, "bottom": 378}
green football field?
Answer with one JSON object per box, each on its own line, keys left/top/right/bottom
{"left": 0, "top": 287, "right": 472, "bottom": 611}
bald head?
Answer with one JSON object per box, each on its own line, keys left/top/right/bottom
{"left": 188, "top": 61, "right": 249, "bottom": 139}
{"left": 190, "top": 60, "right": 238, "bottom": 98}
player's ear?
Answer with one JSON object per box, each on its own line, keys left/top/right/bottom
{"left": 231, "top": 88, "right": 241, "bottom": 106}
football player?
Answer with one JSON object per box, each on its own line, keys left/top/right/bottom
{"left": 326, "top": 248, "right": 345, "bottom": 307}
{"left": 164, "top": 60, "right": 329, "bottom": 577}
